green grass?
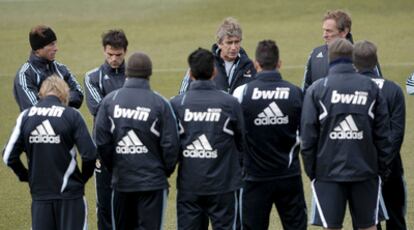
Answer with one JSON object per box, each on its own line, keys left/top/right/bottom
{"left": 1, "top": 0, "right": 413, "bottom": 229}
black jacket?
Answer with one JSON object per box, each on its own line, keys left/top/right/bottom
{"left": 233, "top": 70, "right": 303, "bottom": 180}
{"left": 95, "top": 78, "right": 179, "bottom": 192}
{"left": 171, "top": 80, "right": 244, "bottom": 195}
{"left": 179, "top": 44, "right": 256, "bottom": 94}
{"left": 13, "top": 53, "right": 84, "bottom": 111}
{"left": 3, "top": 96, "right": 96, "bottom": 200}
{"left": 301, "top": 60, "right": 392, "bottom": 182}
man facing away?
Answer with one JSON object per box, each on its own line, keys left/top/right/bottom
{"left": 233, "top": 40, "right": 307, "bottom": 230}
{"left": 354, "top": 40, "right": 407, "bottom": 230}
{"left": 84, "top": 29, "right": 128, "bottom": 230}
{"left": 94, "top": 52, "right": 179, "bottom": 230}
{"left": 179, "top": 17, "right": 256, "bottom": 94}
{"left": 301, "top": 38, "right": 393, "bottom": 230}
{"left": 13, "top": 25, "right": 83, "bottom": 111}
{"left": 171, "top": 48, "right": 244, "bottom": 229}
{"left": 4, "top": 75, "right": 96, "bottom": 230}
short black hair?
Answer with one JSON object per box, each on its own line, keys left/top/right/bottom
{"left": 188, "top": 48, "right": 214, "bottom": 80}
{"left": 102, "top": 29, "right": 128, "bottom": 50}
{"left": 255, "top": 40, "right": 279, "bottom": 70}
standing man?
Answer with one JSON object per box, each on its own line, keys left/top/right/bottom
{"left": 13, "top": 25, "right": 83, "bottom": 111}
{"left": 301, "top": 38, "right": 392, "bottom": 230}
{"left": 95, "top": 52, "right": 179, "bottom": 230}
{"left": 171, "top": 48, "right": 244, "bottom": 229}
{"left": 354, "top": 40, "right": 407, "bottom": 230}
{"left": 233, "top": 40, "right": 307, "bottom": 230}
{"left": 3, "top": 76, "right": 96, "bottom": 230}
{"left": 406, "top": 73, "right": 414, "bottom": 95}
{"left": 84, "top": 29, "right": 128, "bottom": 230}
{"left": 179, "top": 17, "right": 256, "bottom": 94}
{"left": 302, "top": 10, "right": 382, "bottom": 92}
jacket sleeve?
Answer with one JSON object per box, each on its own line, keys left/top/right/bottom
{"left": 158, "top": 99, "right": 180, "bottom": 177}
{"left": 94, "top": 100, "right": 115, "bottom": 172}
{"left": 73, "top": 110, "right": 97, "bottom": 183}
{"left": 84, "top": 71, "right": 104, "bottom": 116}
{"left": 178, "top": 69, "right": 192, "bottom": 94}
{"left": 232, "top": 99, "right": 246, "bottom": 167}
{"left": 58, "top": 63, "right": 84, "bottom": 109}
{"left": 13, "top": 65, "right": 39, "bottom": 111}
{"left": 2, "top": 111, "right": 29, "bottom": 182}
{"left": 302, "top": 52, "right": 313, "bottom": 93}
{"left": 406, "top": 72, "right": 414, "bottom": 95}
{"left": 388, "top": 86, "right": 405, "bottom": 162}
{"left": 300, "top": 85, "right": 320, "bottom": 180}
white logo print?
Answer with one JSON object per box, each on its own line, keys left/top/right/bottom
{"left": 28, "top": 106, "right": 65, "bottom": 117}
{"left": 371, "top": 79, "right": 385, "bottom": 89}
{"left": 252, "top": 87, "right": 290, "bottom": 100}
{"left": 184, "top": 108, "right": 221, "bottom": 122}
{"left": 116, "top": 130, "right": 148, "bottom": 154}
{"left": 254, "top": 102, "right": 289, "bottom": 126}
{"left": 113, "top": 105, "right": 151, "bottom": 121}
{"left": 331, "top": 90, "right": 368, "bottom": 105}
{"left": 183, "top": 134, "right": 217, "bottom": 159}
{"left": 329, "top": 115, "right": 363, "bottom": 140}
{"left": 29, "top": 120, "right": 60, "bottom": 144}
{"left": 316, "top": 52, "right": 324, "bottom": 58}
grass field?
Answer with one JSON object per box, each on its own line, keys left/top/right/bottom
{"left": 0, "top": 0, "right": 413, "bottom": 229}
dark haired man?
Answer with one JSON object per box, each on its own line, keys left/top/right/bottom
{"left": 171, "top": 48, "right": 244, "bottom": 229}
{"left": 233, "top": 40, "right": 306, "bottom": 230}
{"left": 354, "top": 40, "right": 407, "bottom": 230}
{"left": 4, "top": 76, "right": 96, "bottom": 230}
{"left": 301, "top": 38, "right": 392, "bottom": 230}
{"left": 95, "top": 52, "right": 179, "bottom": 230}
{"left": 84, "top": 29, "right": 128, "bottom": 230}
{"left": 13, "top": 25, "right": 84, "bottom": 111}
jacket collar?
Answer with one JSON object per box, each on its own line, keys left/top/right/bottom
{"left": 123, "top": 78, "right": 150, "bottom": 89}
{"left": 189, "top": 80, "right": 217, "bottom": 90}
{"left": 29, "top": 52, "right": 54, "bottom": 69}
{"left": 255, "top": 70, "right": 282, "bottom": 81}
{"left": 38, "top": 95, "right": 63, "bottom": 105}
{"left": 328, "top": 58, "right": 355, "bottom": 74}
{"left": 359, "top": 69, "right": 382, "bottom": 79}
{"left": 102, "top": 61, "right": 125, "bottom": 75}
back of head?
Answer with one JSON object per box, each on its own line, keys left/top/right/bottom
{"left": 29, "top": 25, "right": 57, "bottom": 51}
{"left": 39, "top": 75, "right": 70, "bottom": 105}
{"left": 328, "top": 38, "right": 353, "bottom": 62}
{"left": 102, "top": 29, "right": 128, "bottom": 50}
{"left": 188, "top": 48, "right": 215, "bottom": 80}
{"left": 126, "top": 52, "right": 152, "bottom": 79}
{"left": 353, "top": 40, "right": 378, "bottom": 71}
{"left": 255, "top": 40, "right": 279, "bottom": 70}
{"left": 323, "top": 10, "right": 352, "bottom": 33}
{"left": 216, "top": 17, "right": 242, "bottom": 44}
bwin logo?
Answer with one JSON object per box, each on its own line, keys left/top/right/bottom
{"left": 184, "top": 108, "right": 221, "bottom": 122}
{"left": 252, "top": 87, "right": 290, "bottom": 100}
{"left": 331, "top": 90, "right": 368, "bottom": 105}
{"left": 113, "top": 105, "right": 151, "bottom": 121}
{"left": 116, "top": 130, "right": 148, "bottom": 154}
{"left": 28, "top": 106, "right": 65, "bottom": 117}
{"left": 329, "top": 115, "right": 363, "bottom": 140}
{"left": 29, "top": 120, "right": 60, "bottom": 144}
{"left": 254, "top": 102, "right": 288, "bottom": 126}
{"left": 183, "top": 134, "right": 217, "bottom": 159}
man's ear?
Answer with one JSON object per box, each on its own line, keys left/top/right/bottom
{"left": 211, "top": 67, "right": 218, "bottom": 80}
{"left": 189, "top": 70, "right": 196, "bottom": 80}
{"left": 276, "top": 60, "right": 282, "bottom": 69}
{"left": 254, "top": 60, "right": 262, "bottom": 72}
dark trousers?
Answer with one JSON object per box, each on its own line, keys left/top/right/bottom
{"left": 382, "top": 175, "right": 407, "bottom": 230}
{"left": 95, "top": 165, "right": 113, "bottom": 230}
{"left": 112, "top": 189, "right": 167, "bottom": 230}
{"left": 31, "top": 197, "right": 87, "bottom": 230}
{"left": 242, "top": 176, "right": 307, "bottom": 230}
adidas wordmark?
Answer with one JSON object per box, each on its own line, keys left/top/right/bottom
{"left": 329, "top": 115, "right": 363, "bottom": 140}
{"left": 183, "top": 134, "right": 217, "bottom": 158}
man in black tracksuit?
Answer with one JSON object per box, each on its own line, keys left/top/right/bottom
{"left": 13, "top": 25, "right": 83, "bottom": 111}
{"left": 301, "top": 38, "right": 392, "bottom": 229}
{"left": 179, "top": 17, "right": 256, "bottom": 94}
{"left": 171, "top": 48, "right": 244, "bottom": 229}
{"left": 94, "top": 52, "right": 179, "bottom": 230}
{"left": 84, "top": 29, "right": 128, "bottom": 230}
{"left": 3, "top": 76, "right": 96, "bottom": 230}
{"left": 354, "top": 40, "right": 407, "bottom": 230}
{"left": 233, "top": 40, "right": 307, "bottom": 230}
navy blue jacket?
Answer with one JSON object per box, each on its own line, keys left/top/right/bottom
{"left": 179, "top": 44, "right": 256, "bottom": 94}
{"left": 171, "top": 80, "right": 244, "bottom": 195}
{"left": 3, "top": 96, "right": 96, "bottom": 200}
{"left": 301, "top": 60, "right": 392, "bottom": 182}
{"left": 13, "top": 53, "right": 84, "bottom": 111}
{"left": 233, "top": 70, "right": 303, "bottom": 180}
{"left": 95, "top": 78, "right": 179, "bottom": 192}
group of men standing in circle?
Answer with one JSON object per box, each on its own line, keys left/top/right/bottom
{"left": 3, "top": 8, "right": 409, "bottom": 230}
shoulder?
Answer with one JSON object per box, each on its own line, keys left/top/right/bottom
{"left": 16, "top": 62, "right": 34, "bottom": 76}
{"left": 85, "top": 67, "right": 100, "bottom": 79}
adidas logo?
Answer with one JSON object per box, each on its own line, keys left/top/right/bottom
{"left": 254, "top": 102, "right": 289, "bottom": 126}
{"left": 183, "top": 134, "right": 217, "bottom": 159}
{"left": 252, "top": 87, "right": 290, "bottom": 100}
{"left": 184, "top": 108, "right": 221, "bottom": 122}
{"left": 331, "top": 90, "right": 368, "bottom": 105}
{"left": 29, "top": 120, "right": 60, "bottom": 144}
{"left": 316, "top": 52, "right": 324, "bottom": 58}
{"left": 116, "top": 130, "right": 148, "bottom": 154}
{"left": 329, "top": 115, "right": 363, "bottom": 140}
